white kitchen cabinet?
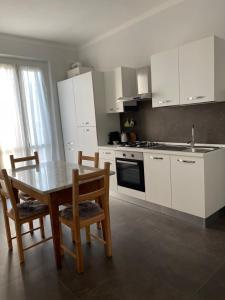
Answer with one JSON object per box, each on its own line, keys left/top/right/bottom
{"left": 57, "top": 78, "right": 78, "bottom": 163}
{"left": 179, "top": 36, "right": 225, "bottom": 105}
{"left": 179, "top": 36, "right": 214, "bottom": 105}
{"left": 151, "top": 48, "right": 180, "bottom": 107}
{"left": 144, "top": 153, "right": 172, "bottom": 208}
{"left": 104, "top": 67, "right": 137, "bottom": 113}
{"left": 77, "top": 127, "right": 98, "bottom": 156}
{"left": 57, "top": 71, "right": 119, "bottom": 163}
{"left": 73, "top": 72, "right": 96, "bottom": 126}
{"left": 171, "top": 156, "right": 205, "bottom": 217}
{"left": 99, "top": 148, "right": 117, "bottom": 192}
{"left": 99, "top": 158, "right": 117, "bottom": 192}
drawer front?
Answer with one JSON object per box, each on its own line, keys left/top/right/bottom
{"left": 99, "top": 149, "right": 115, "bottom": 160}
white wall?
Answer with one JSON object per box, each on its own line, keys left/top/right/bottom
{"left": 0, "top": 33, "right": 77, "bottom": 159}
{"left": 78, "top": 0, "right": 225, "bottom": 71}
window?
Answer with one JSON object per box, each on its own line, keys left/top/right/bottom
{"left": 0, "top": 62, "right": 53, "bottom": 168}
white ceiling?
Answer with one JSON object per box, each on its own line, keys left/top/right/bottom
{"left": 0, "top": 0, "right": 172, "bottom": 47}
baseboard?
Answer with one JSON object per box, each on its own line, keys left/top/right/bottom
{"left": 110, "top": 191, "right": 225, "bottom": 227}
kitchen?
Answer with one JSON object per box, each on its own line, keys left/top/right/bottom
{"left": 59, "top": 35, "right": 225, "bottom": 226}
{"left": 1, "top": 1, "right": 225, "bottom": 299}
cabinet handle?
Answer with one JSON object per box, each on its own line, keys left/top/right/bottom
{"left": 104, "top": 152, "right": 112, "bottom": 155}
{"left": 86, "top": 129, "right": 90, "bottom": 132}
{"left": 109, "top": 108, "right": 114, "bottom": 111}
{"left": 67, "top": 142, "right": 74, "bottom": 145}
{"left": 177, "top": 159, "right": 196, "bottom": 164}
{"left": 187, "top": 96, "right": 205, "bottom": 101}
{"left": 150, "top": 156, "right": 163, "bottom": 160}
{"left": 86, "top": 122, "right": 89, "bottom": 124}
{"left": 158, "top": 100, "right": 171, "bottom": 104}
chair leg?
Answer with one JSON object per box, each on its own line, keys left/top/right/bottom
{"left": 71, "top": 229, "right": 75, "bottom": 243}
{"left": 59, "top": 223, "right": 64, "bottom": 256}
{"left": 96, "top": 221, "right": 101, "bottom": 230}
{"left": 73, "top": 226, "right": 84, "bottom": 273}
{"left": 101, "top": 219, "right": 112, "bottom": 258}
{"left": 85, "top": 226, "right": 91, "bottom": 244}
{"left": 39, "top": 217, "right": 45, "bottom": 239}
{"left": 1, "top": 198, "right": 13, "bottom": 251}
{"left": 29, "top": 221, "right": 34, "bottom": 235}
{"left": 15, "top": 223, "right": 24, "bottom": 264}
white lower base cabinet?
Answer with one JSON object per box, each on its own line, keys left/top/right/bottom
{"left": 144, "top": 153, "right": 172, "bottom": 208}
{"left": 170, "top": 156, "right": 205, "bottom": 218}
{"left": 99, "top": 158, "right": 117, "bottom": 192}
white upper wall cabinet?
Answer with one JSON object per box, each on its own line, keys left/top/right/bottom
{"left": 179, "top": 36, "right": 214, "bottom": 105}
{"left": 104, "top": 66, "right": 137, "bottom": 113}
{"left": 150, "top": 36, "right": 225, "bottom": 108}
{"left": 73, "top": 72, "right": 96, "bottom": 126}
{"left": 180, "top": 36, "right": 225, "bottom": 104}
{"left": 151, "top": 48, "right": 180, "bottom": 107}
{"left": 104, "top": 71, "right": 124, "bottom": 113}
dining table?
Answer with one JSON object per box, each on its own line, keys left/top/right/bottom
{"left": 7, "top": 160, "right": 112, "bottom": 269}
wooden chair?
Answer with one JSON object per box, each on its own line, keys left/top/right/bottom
{"left": 78, "top": 150, "right": 99, "bottom": 168}
{"left": 78, "top": 150, "right": 101, "bottom": 229}
{"left": 10, "top": 151, "right": 39, "bottom": 201}
{"left": 10, "top": 151, "right": 39, "bottom": 233}
{"left": 0, "top": 169, "right": 52, "bottom": 264}
{"left": 59, "top": 162, "right": 112, "bottom": 273}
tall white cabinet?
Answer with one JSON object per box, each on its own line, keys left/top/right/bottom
{"left": 57, "top": 71, "right": 119, "bottom": 163}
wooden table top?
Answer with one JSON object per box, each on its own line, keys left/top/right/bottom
{"left": 7, "top": 160, "right": 112, "bottom": 195}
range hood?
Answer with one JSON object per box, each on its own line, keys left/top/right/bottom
{"left": 117, "top": 66, "right": 151, "bottom": 103}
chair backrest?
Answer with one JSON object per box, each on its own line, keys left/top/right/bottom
{"left": 78, "top": 151, "right": 99, "bottom": 168}
{"left": 72, "top": 162, "right": 110, "bottom": 223}
{"left": 10, "top": 151, "right": 39, "bottom": 170}
{"left": 0, "top": 169, "right": 19, "bottom": 219}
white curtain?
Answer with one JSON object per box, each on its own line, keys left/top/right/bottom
{"left": 0, "top": 63, "right": 53, "bottom": 168}
{"left": 19, "top": 65, "right": 53, "bottom": 162}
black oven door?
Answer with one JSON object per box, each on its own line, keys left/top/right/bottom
{"left": 116, "top": 158, "right": 145, "bottom": 192}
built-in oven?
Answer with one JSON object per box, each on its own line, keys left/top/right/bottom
{"left": 115, "top": 151, "right": 145, "bottom": 192}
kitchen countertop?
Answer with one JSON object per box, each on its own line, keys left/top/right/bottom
{"left": 99, "top": 143, "right": 225, "bottom": 158}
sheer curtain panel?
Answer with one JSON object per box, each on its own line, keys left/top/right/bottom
{"left": 0, "top": 63, "right": 53, "bottom": 168}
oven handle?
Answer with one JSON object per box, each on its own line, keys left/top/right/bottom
{"left": 116, "top": 160, "right": 138, "bottom": 166}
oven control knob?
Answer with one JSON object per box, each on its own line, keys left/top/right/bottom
{"left": 131, "top": 154, "right": 134, "bottom": 158}
{"left": 123, "top": 153, "right": 126, "bottom": 157}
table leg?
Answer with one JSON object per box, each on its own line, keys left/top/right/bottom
{"left": 48, "top": 195, "right": 62, "bottom": 269}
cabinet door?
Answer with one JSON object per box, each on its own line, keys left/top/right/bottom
{"left": 179, "top": 36, "right": 214, "bottom": 105}
{"left": 99, "top": 158, "right": 117, "bottom": 192}
{"left": 73, "top": 72, "right": 96, "bottom": 126}
{"left": 64, "top": 143, "right": 76, "bottom": 163}
{"left": 77, "top": 127, "right": 98, "bottom": 156}
{"left": 144, "top": 154, "right": 172, "bottom": 208}
{"left": 104, "top": 71, "right": 124, "bottom": 113}
{"left": 57, "top": 79, "right": 77, "bottom": 144}
{"left": 171, "top": 156, "right": 205, "bottom": 217}
{"left": 151, "top": 48, "right": 180, "bottom": 107}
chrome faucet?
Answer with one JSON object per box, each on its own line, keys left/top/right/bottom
{"left": 188, "top": 124, "right": 195, "bottom": 149}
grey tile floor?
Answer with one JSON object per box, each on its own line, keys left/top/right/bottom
{"left": 1, "top": 197, "right": 225, "bottom": 300}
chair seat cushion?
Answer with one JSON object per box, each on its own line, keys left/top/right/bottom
{"left": 9, "top": 200, "right": 49, "bottom": 219}
{"left": 60, "top": 201, "right": 103, "bottom": 221}
{"left": 19, "top": 191, "right": 36, "bottom": 201}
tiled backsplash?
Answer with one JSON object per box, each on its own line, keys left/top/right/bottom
{"left": 120, "top": 101, "right": 225, "bottom": 144}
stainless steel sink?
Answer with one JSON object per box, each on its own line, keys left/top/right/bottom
{"left": 149, "top": 144, "right": 219, "bottom": 153}
{"left": 151, "top": 145, "right": 189, "bottom": 151}
{"left": 182, "top": 146, "right": 219, "bottom": 153}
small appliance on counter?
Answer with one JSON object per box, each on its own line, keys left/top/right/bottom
{"left": 121, "top": 132, "right": 128, "bottom": 143}
{"left": 108, "top": 131, "right": 121, "bottom": 145}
